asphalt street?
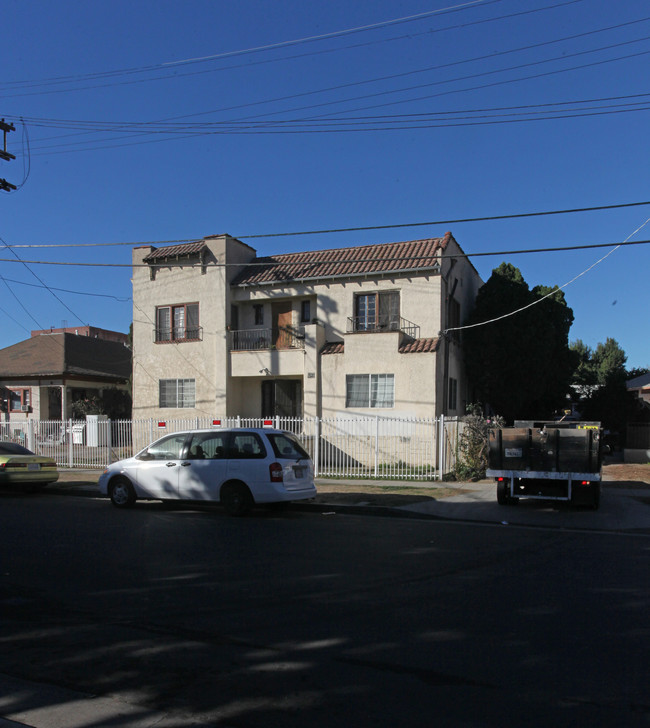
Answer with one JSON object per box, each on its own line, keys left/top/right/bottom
{"left": 1, "top": 480, "right": 649, "bottom": 727}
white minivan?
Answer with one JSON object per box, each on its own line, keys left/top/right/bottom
{"left": 98, "top": 428, "right": 316, "bottom": 516}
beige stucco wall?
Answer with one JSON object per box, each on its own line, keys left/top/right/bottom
{"left": 320, "top": 333, "right": 438, "bottom": 419}
{"left": 131, "top": 235, "right": 256, "bottom": 420}
{"left": 131, "top": 232, "right": 482, "bottom": 421}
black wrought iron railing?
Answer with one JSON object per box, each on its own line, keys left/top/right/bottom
{"left": 346, "top": 316, "right": 419, "bottom": 339}
{"left": 229, "top": 326, "right": 306, "bottom": 351}
{"left": 154, "top": 326, "right": 203, "bottom": 343}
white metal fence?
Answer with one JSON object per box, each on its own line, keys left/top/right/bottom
{"left": 1, "top": 415, "right": 463, "bottom": 480}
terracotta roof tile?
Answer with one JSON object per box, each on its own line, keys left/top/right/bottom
{"left": 321, "top": 341, "right": 344, "bottom": 355}
{"left": 321, "top": 338, "right": 440, "bottom": 355}
{"left": 398, "top": 337, "right": 440, "bottom": 354}
{"left": 233, "top": 233, "right": 451, "bottom": 286}
{"left": 142, "top": 241, "right": 206, "bottom": 262}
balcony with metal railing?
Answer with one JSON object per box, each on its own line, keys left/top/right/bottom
{"left": 228, "top": 326, "right": 306, "bottom": 352}
{"left": 346, "top": 316, "right": 420, "bottom": 340}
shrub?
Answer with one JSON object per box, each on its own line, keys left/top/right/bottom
{"left": 455, "top": 404, "right": 504, "bottom": 481}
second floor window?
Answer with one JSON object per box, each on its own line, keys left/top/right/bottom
{"left": 156, "top": 303, "right": 199, "bottom": 342}
{"left": 355, "top": 292, "right": 399, "bottom": 331}
{"left": 254, "top": 304, "right": 264, "bottom": 325}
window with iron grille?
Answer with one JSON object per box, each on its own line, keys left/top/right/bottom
{"left": 346, "top": 374, "right": 394, "bottom": 408}
{"left": 159, "top": 379, "right": 195, "bottom": 408}
{"left": 155, "top": 303, "right": 200, "bottom": 342}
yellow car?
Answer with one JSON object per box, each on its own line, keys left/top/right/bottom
{"left": 0, "top": 441, "right": 59, "bottom": 492}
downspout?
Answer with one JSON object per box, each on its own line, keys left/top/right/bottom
{"left": 442, "top": 267, "right": 458, "bottom": 417}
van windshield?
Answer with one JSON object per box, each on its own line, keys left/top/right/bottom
{"left": 266, "top": 433, "right": 309, "bottom": 460}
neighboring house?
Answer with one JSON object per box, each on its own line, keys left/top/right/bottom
{"left": 627, "top": 372, "right": 650, "bottom": 409}
{"left": 30, "top": 325, "right": 129, "bottom": 346}
{"left": 131, "top": 232, "right": 482, "bottom": 421}
{"left": 0, "top": 332, "right": 132, "bottom": 421}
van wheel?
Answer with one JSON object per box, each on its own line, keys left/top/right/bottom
{"left": 110, "top": 477, "right": 136, "bottom": 508}
{"left": 221, "top": 482, "right": 253, "bottom": 517}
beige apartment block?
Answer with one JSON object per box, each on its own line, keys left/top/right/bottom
{"left": 131, "top": 232, "right": 482, "bottom": 421}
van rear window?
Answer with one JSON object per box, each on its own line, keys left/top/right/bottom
{"left": 267, "top": 433, "right": 309, "bottom": 460}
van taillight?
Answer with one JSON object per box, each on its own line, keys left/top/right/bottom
{"left": 270, "top": 463, "right": 283, "bottom": 482}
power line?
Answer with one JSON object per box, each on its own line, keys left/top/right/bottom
{"left": 6, "top": 199, "right": 650, "bottom": 248}
{"left": 0, "top": 238, "right": 648, "bottom": 270}
{"left": 3, "top": 0, "right": 571, "bottom": 97}
{"left": 445, "top": 217, "right": 650, "bottom": 333}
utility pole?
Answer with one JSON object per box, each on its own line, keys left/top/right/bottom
{"left": 0, "top": 119, "right": 17, "bottom": 191}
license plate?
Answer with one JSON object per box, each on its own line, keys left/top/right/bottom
{"left": 27, "top": 463, "right": 41, "bottom": 471}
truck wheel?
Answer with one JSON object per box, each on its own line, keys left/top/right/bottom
{"left": 591, "top": 484, "right": 601, "bottom": 511}
{"left": 497, "top": 481, "right": 509, "bottom": 505}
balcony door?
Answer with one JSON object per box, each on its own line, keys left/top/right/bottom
{"left": 272, "top": 301, "right": 293, "bottom": 349}
{"left": 355, "top": 292, "right": 399, "bottom": 331}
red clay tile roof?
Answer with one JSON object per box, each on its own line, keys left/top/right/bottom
{"left": 321, "top": 337, "right": 440, "bottom": 355}
{"left": 321, "top": 342, "right": 344, "bottom": 355}
{"left": 398, "top": 337, "right": 440, "bottom": 353}
{"left": 233, "top": 233, "right": 452, "bottom": 286}
{"left": 142, "top": 241, "right": 206, "bottom": 262}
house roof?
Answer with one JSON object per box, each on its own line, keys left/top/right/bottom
{"left": 627, "top": 372, "right": 650, "bottom": 390}
{"left": 232, "top": 233, "right": 453, "bottom": 286}
{"left": 0, "top": 334, "right": 132, "bottom": 381}
{"left": 142, "top": 241, "right": 206, "bottom": 262}
{"left": 398, "top": 337, "right": 440, "bottom": 354}
{"left": 321, "top": 337, "right": 440, "bottom": 355}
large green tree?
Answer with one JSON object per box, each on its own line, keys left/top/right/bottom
{"left": 570, "top": 338, "right": 646, "bottom": 440}
{"left": 463, "top": 262, "right": 574, "bottom": 422}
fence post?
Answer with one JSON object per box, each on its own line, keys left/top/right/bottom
{"left": 374, "top": 415, "right": 379, "bottom": 478}
{"left": 314, "top": 417, "right": 320, "bottom": 478}
{"left": 106, "top": 418, "right": 113, "bottom": 467}
{"left": 68, "top": 419, "right": 74, "bottom": 468}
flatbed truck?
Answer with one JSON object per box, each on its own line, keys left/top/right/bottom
{"left": 486, "top": 421, "right": 603, "bottom": 510}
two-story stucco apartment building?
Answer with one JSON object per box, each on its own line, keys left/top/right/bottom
{"left": 131, "top": 232, "right": 482, "bottom": 421}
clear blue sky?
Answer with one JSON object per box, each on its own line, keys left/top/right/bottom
{"left": 2, "top": 0, "right": 649, "bottom": 369}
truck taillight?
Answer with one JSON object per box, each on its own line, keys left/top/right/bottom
{"left": 269, "top": 462, "right": 283, "bottom": 482}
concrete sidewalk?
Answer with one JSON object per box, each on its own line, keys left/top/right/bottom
{"left": 46, "top": 471, "right": 650, "bottom": 533}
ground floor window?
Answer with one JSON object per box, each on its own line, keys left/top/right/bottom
{"left": 346, "top": 374, "right": 394, "bottom": 408}
{"left": 9, "top": 388, "right": 31, "bottom": 412}
{"left": 159, "top": 379, "right": 195, "bottom": 408}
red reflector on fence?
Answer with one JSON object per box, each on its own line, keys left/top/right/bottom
{"left": 263, "top": 419, "right": 273, "bottom": 427}
{"left": 157, "top": 421, "right": 166, "bottom": 428}
{"left": 212, "top": 420, "right": 222, "bottom": 427}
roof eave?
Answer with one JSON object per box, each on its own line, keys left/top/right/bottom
{"left": 234, "top": 263, "right": 442, "bottom": 288}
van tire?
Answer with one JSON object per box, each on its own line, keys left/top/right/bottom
{"left": 221, "top": 482, "right": 253, "bottom": 517}
{"left": 110, "top": 477, "right": 136, "bottom": 508}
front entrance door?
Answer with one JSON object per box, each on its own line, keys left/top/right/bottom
{"left": 262, "top": 380, "right": 302, "bottom": 417}
{"left": 272, "top": 301, "right": 293, "bottom": 349}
